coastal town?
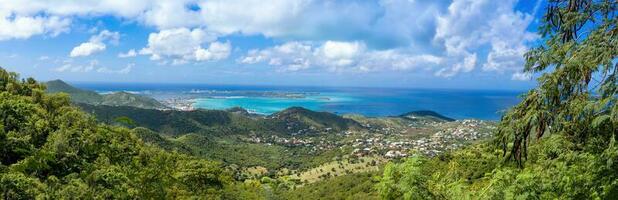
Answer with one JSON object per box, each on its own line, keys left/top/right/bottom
{"left": 161, "top": 97, "right": 195, "bottom": 111}
{"left": 242, "top": 118, "right": 495, "bottom": 159}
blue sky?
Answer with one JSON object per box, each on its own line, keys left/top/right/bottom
{"left": 0, "top": 0, "right": 544, "bottom": 89}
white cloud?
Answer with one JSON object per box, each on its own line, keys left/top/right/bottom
{"left": 54, "top": 64, "right": 72, "bottom": 72}
{"left": 511, "top": 72, "right": 532, "bottom": 81}
{"left": 241, "top": 41, "right": 314, "bottom": 71}
{"left": 482, "top": 11, "right": 537, "bottom": 72}
{"left": 234, "top": 0, "right": 535, "bottom": 78}
{"left": 0, "top": 14, "right": 70, "bottom": 41}
{"left": 141, "top": 1, "right": 203, "bottom": 29}
{"left": 359, "top": 51, "right": 443, "bottom": 72}
{"left": 433, "top": 0, "right": 536, "bottom": 77}
{"left": 195, "top": 41, "right": 232, "bottom": 61}
{"left": 54, "top": 59, "right": 132, "bottom": 74}
{"left": 118, "top": 49, "right": 137, "bottom": 58}
{"left": 70, "top": 30, "right": 119, "bottom": 57}
{"left": 97, "top": 63, "right": 133, "bottom": 74}
{"left": 315, "top": 41, "right": 364, "bottom": 69}
{"left": 139, "top": 28, "right": 229, "bottom": 63}
{"left": 0, "top": 0, "right": 417, "bottom": 45}
{"left": 38, "top": 56, "right": 50, "bottom": 60}
{"left": 2, "top": 0, "right": 538, "bottom": 80}
{"left": 241, "top": 40, "right": 442, "bottom": 72}
{"left": 54, "top": 60, "right": 98, "bottom": 73}
{"left": 198, "top": 0, "right": 311, "bottom": 36}
{"left": 435, "top": 53, "right": 477, "bottom": 78}
{"left": 70, "top": 42, "right": 106, "bottom": 57}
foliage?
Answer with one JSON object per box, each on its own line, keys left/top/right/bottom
{"left": 0, "top": 68, "right": 264, "bottom": 199}
{"left": 279, "top": 171, "right": 381, "bottom": 200}
{"left": 379, "top": 135, "right": 618, "bottom": 199}
{"left": 378, "top": 157, "right": 435, "bottom": 200}
{"left": 497, "top": 0, "right": 617, "bottom": 165}
{"left": 379, "top": 1, "right": 617, "bottom": 199}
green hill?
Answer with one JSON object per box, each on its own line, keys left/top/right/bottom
{"left": 45, "top": 80, "right": 167, "bottom": 110}
{"left": 101, "top": 91, "right": 167, "bottom": 109}
{"left": 76, "top": 103, "right": 267, "bottom": 136}
{"left": 399, "top": 110, "right": 455, "bottom": 122}
{"left": 45, "top": 79, "right": 102, "bottom": 104}
{"left": 269, "top": 107, "right": 363, "bottom": 134}
{"left": 77, "top": 104, "right": 367, "bottom": 136}
{"left": 0, "top": 68, "right": 258, "bottom": 199}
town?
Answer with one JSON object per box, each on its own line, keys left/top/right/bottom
{"left": 242, "top": 119, "right": 495, "bottom": 160}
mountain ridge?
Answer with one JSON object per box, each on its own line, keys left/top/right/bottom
{"left": 45, "top": 79, "right": 167, "bottom": 110}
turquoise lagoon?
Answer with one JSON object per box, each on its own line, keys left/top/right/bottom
{"left": 193, "top": 93, "right": 357, "bottom": 115}
{"left": 75, "top": 83, "right": 522, "bottom": 120}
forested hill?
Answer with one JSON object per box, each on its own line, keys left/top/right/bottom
{"left": 398, "top": 110, "right": 455, "bottom": 122}
{"left": 76, "top": 104, "right": 367, "bottom": 136}
{"left": 45, "top": 79, "right": 102, "bottom": 104}
{"left": 45, "top": 79, "right": 167, "bottom": 110}
{"left": 0, "top": 68, "right": 265, "bottom": 199}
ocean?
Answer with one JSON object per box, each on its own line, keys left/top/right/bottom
{"left": 73, "top": 82, "right": 524, "bottom": 120}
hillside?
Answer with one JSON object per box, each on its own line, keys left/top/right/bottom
{"left": 45, "top": 79, "right": 102, "bottom": 104}
{"left": 45, "top": 80, "right": 167, "bottom": 110}
{"left": 1, "top": 68, "right": 502, "bottom": 199}
{"left": 101, "top": 91, "right": 167, "bottom": 109}
{"left": 0, "top": 68, "right": 260, "bottom": 199}
{"left": 77, "top": 104, "right": 372, "bottom": 137}
{"left": 399, "top": 110, "right": 455, "bottom": 122}
{"left": 269, "top": 107, "right": 363, "bottom": 135}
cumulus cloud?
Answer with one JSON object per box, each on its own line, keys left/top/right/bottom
{"left": 118, "top": 49, "right": 137, "bottom": 58}
{"left": 0, "top": 15, "right": 70, "bottom": 41}
{"left": 97, "top": 63, "right": 133, "bottom": 74}
{"left": 511, "top": 72, "right": 532, "bottom": 81}
{"left": 139, "top": 28, "right": 229, "bottom": 63}
{"left": 434, "top": 53, "right": 477, "bottom": 78}
{"left": 241, "top": 40, "right": 442, "bottom": 72}
{"left": 2, "top": 0, "right": 538, "bottom": 80}
{"left": 70, "top": 30, "right": 119, "bottom": 57}
{"left": 195, "top": 41, "right": 232, "bottom": 61}
{"left": 433, "top": 0, "right": 536, "bottom": 77}
{"left": 70, "top": 42, "right": 106, "bottom": 57}
{"left": 241, "top": 41, "right": 314, "bottom": 71}
{"left": 54, "top": 60, "right": 132, "bottom": 74}
{"left": 54, "top": 60, "right": 98, "bottom": 72}
{"left": 482, "top": 11, "right": 537, "bottom": 72}
{"left": 235, "top": 0, "right": 536, "bottom": 78}
{"left": 1, "top": 0, "right": 447, "bottom": 47}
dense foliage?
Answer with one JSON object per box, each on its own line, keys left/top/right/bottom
{"left": 278, "top": 171, "right": 380, "bottom": 200}
{"left": 379, "top": 0, "right": 617, "bottom": 199}
{"left": 0, "top": 68, "right": 262, "bottom": 199}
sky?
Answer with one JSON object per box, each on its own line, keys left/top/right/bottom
{"left": 0, "top": 0, "right": 545, "bottom": 90}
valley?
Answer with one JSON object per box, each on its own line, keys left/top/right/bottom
{"left": 45, "top": 80, "right": 496, "bottom": 191}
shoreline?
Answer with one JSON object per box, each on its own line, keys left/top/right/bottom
{"left": 161, "top": 97, "right": 497, "bottom": 122}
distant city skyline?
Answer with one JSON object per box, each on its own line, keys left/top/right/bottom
{"left": 0, "top": 0, "right": 543, "bottom": 90}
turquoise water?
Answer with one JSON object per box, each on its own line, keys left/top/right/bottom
{"left": 75, "top": 83, "right": 523, "bottom": 120}
{"left": 193, "top": 93, "right": 357, "bottom": 115}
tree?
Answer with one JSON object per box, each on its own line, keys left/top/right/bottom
{"left": 0, "top": 67, "right": 263, "bottom": 199}
{"left": 497, "top": 0, "right": 617, "bottom": 165}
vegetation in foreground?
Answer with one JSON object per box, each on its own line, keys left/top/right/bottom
{"left": 0, "top": 70, "right": 265, "bottom": 199}
{"left": 378, "top": 0, "right": 617, "bottom": 199}
{"left": 1, "top": 1, "right": 615, "bottom": 199}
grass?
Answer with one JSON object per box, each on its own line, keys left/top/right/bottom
{"left": 287, "top": 156, "right": 386, "bottom": 184}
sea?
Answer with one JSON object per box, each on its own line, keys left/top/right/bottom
{"left": 73, "top": 82, "right": 524, "bottom": 120}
